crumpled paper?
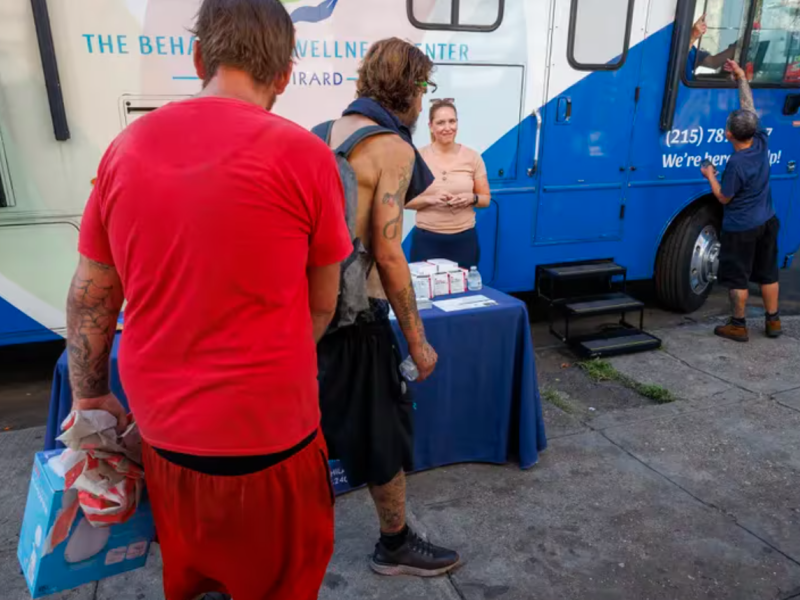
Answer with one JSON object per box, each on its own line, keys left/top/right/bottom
{"left": 44, "top": 410, "right": 144, "bottom": 555}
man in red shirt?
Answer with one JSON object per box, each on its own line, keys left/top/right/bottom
{"left": 65, "top": 1, "right": 351, "bottom": 598}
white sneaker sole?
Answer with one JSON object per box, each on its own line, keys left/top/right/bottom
{"left": 370, "top": 558, "right": 461, "bottom": 578}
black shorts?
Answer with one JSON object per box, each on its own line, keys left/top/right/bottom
{"left": 317, "top": 309, "right": 413, "bottom": 488}
{"left": 719, "top": 216, "right": 780, "bottom": 290}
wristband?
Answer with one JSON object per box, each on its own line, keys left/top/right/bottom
{"left": 473, "top": 194, "right": 479, "bottom": 206}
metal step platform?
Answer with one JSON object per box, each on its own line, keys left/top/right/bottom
{"left": 537, "top": 260, "right": 661, "bottom": 358}
{"left": 539, "top": 261, "right": 627, "bottom": 281}
{"left": 573, "top": 329, "right": 663, "bottom": 359}
{"left": 562, "top": 292, "right": 644, "bottom": 317}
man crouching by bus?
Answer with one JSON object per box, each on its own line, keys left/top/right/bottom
{"left": 65, "top": 1, "right": 352, "bottom": 598}
{"left": 701, "top": 59, "right": 781, "bottom": 342}
{"left": 316, "top": 38, "right": 460, "bottom": 577}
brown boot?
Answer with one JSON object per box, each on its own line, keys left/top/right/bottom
{"left": 766, "top": 318, "right": 782, "bottom": 338}
{"left": 714, "top": 319, "right": 749, "bottom": 342}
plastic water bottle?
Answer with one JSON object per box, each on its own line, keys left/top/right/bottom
{"left": 467, "top": 266, "right": 483, "bottom": 291}
{"left": 399, "top": 356, "right": 419, "bottom": 382}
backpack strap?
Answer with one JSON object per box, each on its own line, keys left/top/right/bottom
{"left": 334, "top": 126, "right": 394, "bottom": 158}
{"left": 310, "top": 120, "right": 334, "bottom": 144}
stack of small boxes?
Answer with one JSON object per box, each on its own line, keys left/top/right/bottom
{"left": 410, "top": 258, "right": 468, "bottom": 303}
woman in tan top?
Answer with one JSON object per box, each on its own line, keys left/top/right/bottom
{"left": 408, "top": 99, "right": 491, "bottom": 268}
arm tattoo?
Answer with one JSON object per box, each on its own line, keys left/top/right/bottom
{"left": 66, "top": 259, "right": 121, "bottom": 400}
{"left": 382, "top": 209, "right": 403, "bottom": 241}
{"left": 738, "top": 76, "right": 755, "bottom": 113}
{"left": 381, "top": 160, "right": 413, "bottom": 240}
{"left": 390, "top": 282, "right": 426, "bottom": 346}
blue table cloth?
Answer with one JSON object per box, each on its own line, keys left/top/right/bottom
{"left": 46, "top": 287, "right": 546, "bottom": 491}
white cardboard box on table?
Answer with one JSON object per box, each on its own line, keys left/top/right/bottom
{"left": 449, "top": 269, "right": 468, "bottom": 294}
{"left": 432, "top": 272, "right": 451, "bottom": 296}
{"left": 413, "top": 275, "right": 434, "bottom": 299}
{"left": 409, "top": 262, "right": 438, "bottom": 277}
{"left": 426, "top": 258, "right": 461, "bottom": 273}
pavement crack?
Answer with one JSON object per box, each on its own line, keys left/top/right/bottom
{"left": 660, "top": 347, "right": 759, "bottom": 396}
{"left": 446, "top": 572, "right": 467, "bottom": 600}
{"left": 775, "top": 398, "right": 800, "bottom": 414}
{"left": 597, "top": 430, "right": 800, "bottom": 570}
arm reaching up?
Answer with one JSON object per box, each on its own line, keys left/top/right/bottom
{"left": 725, "top": 59, "right": 755, "bottom": 113}
{"left": 371, "top": 136, "right": 438, "bottom": 381}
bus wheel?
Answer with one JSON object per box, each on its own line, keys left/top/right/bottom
{"left": 655, "top": 205, "right": 721, "bottom": 313}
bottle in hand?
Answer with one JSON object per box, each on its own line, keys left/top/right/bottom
{"left": 399, "top": 356, "right": 419, "bottom": 382}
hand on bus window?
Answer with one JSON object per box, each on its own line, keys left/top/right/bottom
{"left": 724, "top": 59, "right": 746, "bottom": 81}
{"left": 691, "top": 14, "right": 707, "bottom": 45}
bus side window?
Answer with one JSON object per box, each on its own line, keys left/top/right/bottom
{"left": 689, "top": 0, "right": 750, "bottom": 81}
{"left": 407, "top": 0, "right": 504, "bottom": 32}
{"left": 568, "top": 0, "right": 635, "bottom": 71}
{"left": 745, "top": 2, "right": 800, "bottom": 84}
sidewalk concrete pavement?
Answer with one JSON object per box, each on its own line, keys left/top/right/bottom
{"left": 1, "top": 318, "right": 800, "bottom": 600}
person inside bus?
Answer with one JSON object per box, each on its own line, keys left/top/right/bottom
{"left": 700, "top": 59, "right": 781, "bottom": 342}
{"left": 407, "top": 99, "right": 491, "bottom": 268}
{"left": 687, "top": 14, "right": 736, "bottom": 80}
{"left": 66, "top": 1, "right": 350, "bottom": 598}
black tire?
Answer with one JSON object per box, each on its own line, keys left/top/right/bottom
{"left": 655, "top": 204, "right": 721, "bottom": 313}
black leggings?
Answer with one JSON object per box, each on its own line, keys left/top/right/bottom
{"left": 409, "top": 227, "right": 480, "bottom": 268}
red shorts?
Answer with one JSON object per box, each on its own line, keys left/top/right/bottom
{"left": 142, "top": 432, "right": 335, "bottom": 600}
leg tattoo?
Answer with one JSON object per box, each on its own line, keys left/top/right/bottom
{"left": 729, "top": 289, "right": 747, "bottom": 320}
{"left": 369, "top": 471, "right": 406, "bottom": 534}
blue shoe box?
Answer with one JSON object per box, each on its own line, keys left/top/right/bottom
{"left": 17, "top": 449, "right": 155, "bottom": 598}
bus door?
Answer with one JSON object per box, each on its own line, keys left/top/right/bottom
{"left": 535, "top": 0, "right": 647, "bottom": 244}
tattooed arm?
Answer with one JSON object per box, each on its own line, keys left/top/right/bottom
{"left": 371, "top": 137, "right": 438, "bottom": 381}
{"left": 727, "top": 60, "right": 755, "bottom": 113}
{"left": 737, "top": 74, "right": 755, "bottom": 113}
{"left": 66, "top": 255, "right": 129, "bottom": 429}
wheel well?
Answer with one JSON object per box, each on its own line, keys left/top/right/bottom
{"left": 655, "top": 194, "right": 721, "bottom": 269}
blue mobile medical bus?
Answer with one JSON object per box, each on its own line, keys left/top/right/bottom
{"left": 0, "top": 0, "right": 798, "bottom": 346}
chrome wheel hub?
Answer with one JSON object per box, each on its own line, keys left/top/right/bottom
{"left": 690, "top": 225, "right": 720, "bottom": 295}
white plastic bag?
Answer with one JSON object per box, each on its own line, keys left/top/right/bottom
{"left": 44, "top": 409, "right": 145, "bottom": 556}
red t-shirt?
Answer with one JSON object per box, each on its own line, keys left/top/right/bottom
{"left": 79, "top": 97, "right": 351, "bottom": 456}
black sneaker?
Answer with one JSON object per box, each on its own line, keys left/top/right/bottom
{"left": 370, "top": 529, "right": 460, "bottom": 577}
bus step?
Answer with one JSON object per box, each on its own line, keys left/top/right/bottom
{"left": 539, "top": 260, "right": 626, "bottom": 281}
{"left": 561, "top": 292, "right": 644, "bottom": 317}
{"left": 572, "top": 329, "right": 662, "bottom": 359}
